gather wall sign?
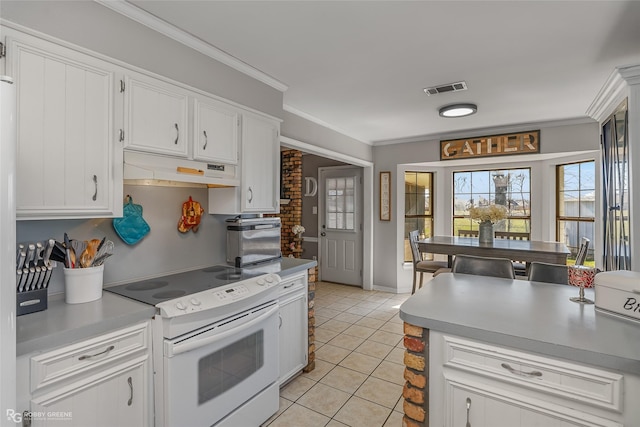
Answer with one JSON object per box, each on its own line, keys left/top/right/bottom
{"left": 440, "top": 130, "right": 540, "bottom": 161}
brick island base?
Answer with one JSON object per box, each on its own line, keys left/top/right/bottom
{"left": 403, "top": 323, "right": 429, "bottom": 427}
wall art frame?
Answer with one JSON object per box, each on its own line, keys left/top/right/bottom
{"left": 380, "top": 171, "right": 391, "bottom": 221}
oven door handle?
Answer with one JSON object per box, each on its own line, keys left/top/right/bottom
{"left": 167, "top": 303, "right": 279, "bottom": 357}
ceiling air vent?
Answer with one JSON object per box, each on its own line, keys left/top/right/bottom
{"left": 423, "top": 81, "right": 468, "bottom": 96}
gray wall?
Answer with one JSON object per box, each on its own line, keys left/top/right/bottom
{"left": 17, "top": 185, "right": 229, "bottom": 295}
{"left": 371, "top": 121, "right": 601, "bottom": 292}
{"left": 0, "top": 1, "right": 283, "bottom": 118}
{"left": 281, "top": 110, "right": 373, "bottom": 162}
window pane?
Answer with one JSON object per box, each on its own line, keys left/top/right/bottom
{"left": 404, "top": 171, "right": 434, "bottom": 262}
{"left": 453, "top": 168, "right": 531, "bottom": 237}
{"left": 556, "top": 161, "right": 595, "bottom": 266}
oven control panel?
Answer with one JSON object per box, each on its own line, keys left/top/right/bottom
{"left": 157, "top": 273, "right": 281, "bottom": 317}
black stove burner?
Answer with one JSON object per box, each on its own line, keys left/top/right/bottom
{"left": 126, "top": 281, "right": 169, "bottom": 291}
{"left": 152, "top": 290, "right": 187, "bottom": 299}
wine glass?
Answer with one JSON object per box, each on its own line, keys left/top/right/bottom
{"left": 568, "top": 265, "right": 596, "bottom": 304}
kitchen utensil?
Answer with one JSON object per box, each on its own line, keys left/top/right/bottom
{"left": 16, "top": 243, "right": 24, "bottom": 266}
{"left": 51, "top": 241, "right": 67, "bottom": 264}
{"left": 42, "top": 239, "right": 54, "bottom": 266}
{"left": 43, "top": 265, "right": 53, "bottom": 288}
{"left": 91, "top": 240, "right": 114, "bottom": 267}
{"left": 64, "top": 233, "right": 73, "bottom": 268}
{"left": 25, "top": 244, "right": 36, "bottom": 268}
{"left": 79, "top": 239, "right": 101, "bottom": 268}
{"left": 16, "top": 250, "right": 26, "bottom": 270}
{"left": 19, "top": 268, "right": 29, "bottom": 292}
{"left": 30, "top": 266, "right": 42, "bottom": 291}
{"left": 71, "top": 240, "right": 86, "bottom": 262}
{"left": 16, "top": 269, "right": 22, "bottom": 291}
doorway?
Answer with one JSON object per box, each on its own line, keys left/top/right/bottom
{"left": 318, "top": 166, "right": 363, "bottom": 286}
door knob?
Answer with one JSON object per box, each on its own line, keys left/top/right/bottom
{"left": 321, "top": 232, "right": 326, "bottom": 236}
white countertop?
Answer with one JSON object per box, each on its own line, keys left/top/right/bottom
{"left": 400, "top": 273, "right": 640, "bottom": 375}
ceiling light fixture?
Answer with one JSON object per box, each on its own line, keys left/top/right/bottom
{"left": 439, "top": 103, "right": 477, "bottom": 118}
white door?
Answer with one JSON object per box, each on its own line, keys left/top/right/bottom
{"left": 319, "top": 166, "right": 363, "bottom": 286}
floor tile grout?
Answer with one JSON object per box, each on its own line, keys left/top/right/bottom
{"left": 263, "top": 281, "right": 411, "bottom": 427}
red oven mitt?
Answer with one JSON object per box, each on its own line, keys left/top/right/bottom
{"left": 178, "top": 196, "right": 204, "bottom": 233}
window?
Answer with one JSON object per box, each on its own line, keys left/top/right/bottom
{"left": 326, "top": 176, "right": 356, "bottom": 231}
{"left": 404, "top": 172, "right": 433, "bottom": 262}
{"left": 453, "top": 168, "right": 531, "bottom": 235}
{"left": 557, "top": 161, "right": 595, "bottom": 265}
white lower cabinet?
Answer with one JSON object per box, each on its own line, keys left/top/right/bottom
{"left": 18, "top": 322, "right": 152, "bottom": 427}
{"left": 430, "top": 332, "right": 640, "bottom": 427}
{"left": 278, "top": 272, "right": 308, "bottom": 384}
{"left": 30, "top": 357, "right": 147, "bottom": 427}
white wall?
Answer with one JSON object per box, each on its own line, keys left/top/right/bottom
{"left": 372, "top": 121, "right": 601, "bottom": 292}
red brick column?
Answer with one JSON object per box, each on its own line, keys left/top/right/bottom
{"left": 303, "top": 267, "right": 316, "bottom": 373}
{"left": 403, "top": 323, "right": 429, "bottom": 427}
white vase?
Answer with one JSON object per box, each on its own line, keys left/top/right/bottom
{"left": 478, "top": 221, "right": 494, "bottom": 244}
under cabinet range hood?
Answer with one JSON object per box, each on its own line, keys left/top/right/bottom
{"left": 123, "top": 151, "right": 239, "bottom": 187}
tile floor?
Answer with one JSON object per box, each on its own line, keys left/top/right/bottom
{"left": 263, "top": 281, "right": 412, "bottom": 427}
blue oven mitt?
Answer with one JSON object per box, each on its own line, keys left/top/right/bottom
{"left": 113, "top": 196, "right": 151, "bottom": 245}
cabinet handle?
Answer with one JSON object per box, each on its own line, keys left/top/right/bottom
{"left": 465, "top": 397, "right": 471, "bottom": 427}
{"left": 247, "top": 186, "right": 253, "bottom": 203}
{"left": 119, "top": 129, "right": 125, "bottom": 142}
{"left": 174, "top": 123, "right": 179, "bottom": 144}
{"left": 283, "top": 283, "right": 295, "bottom": 289}
{"left": 278, "top": 314, "right": 282, "bottom": 329}
{"left": 203, "top": 130, "right": 208, "bottom": 150}
{"left": 78, "top": 344, "right": 115, "bottom": 361}
{"left": 500, "top": 362, "right": 543, "bottom": 378}
{"left": 92, "top": 175, "right": 98, "bottom": 201}
{"left": 127, "top": 376, "right": 133, "bottom": 406}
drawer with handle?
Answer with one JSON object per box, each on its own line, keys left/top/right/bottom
{"left": 30, "top": 322, "right": 149, "bottom": 393}
{"left": 440, "top": 333, "right": 624, "bottom": 412}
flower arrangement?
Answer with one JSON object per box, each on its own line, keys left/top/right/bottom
{"left": 292, "top": 224, "right": 305, "bottom": 236}
{"left": 468, "top": 205, "right": 507, "bottom": 224}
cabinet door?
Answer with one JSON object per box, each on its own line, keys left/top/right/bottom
{"left": 445, "top": 380, "right": 621, "bottom": 427}
{"left": 194, "top": 97, "right": 239, "bottom": 164}
{"left": 279, "top": 290, "right": 308, "bottom": 384}
{"left": 30, "top": 358, "right": 148, "bottom": 427}
{"left": 124, "top": 75, "right": 188, "bottom": 157}
{"left": 241, "top": 114, "right": 279, "bottom": 212}
{"left": 10, "top": 36, "right": 121, "bottom": 219}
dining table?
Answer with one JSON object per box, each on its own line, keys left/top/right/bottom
{"left": 418, "top": 235, "right": 571, "bottom": 268}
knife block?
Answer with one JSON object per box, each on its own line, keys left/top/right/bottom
{"left": 17, "top": 288, "right": 48, "bottom": 316}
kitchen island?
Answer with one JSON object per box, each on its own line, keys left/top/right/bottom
{"left": 399, "top": 273, "right": 640, "bottom": 427}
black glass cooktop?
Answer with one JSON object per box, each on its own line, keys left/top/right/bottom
{"left": 105, "top": 265, "right": 261, "bottom": 306}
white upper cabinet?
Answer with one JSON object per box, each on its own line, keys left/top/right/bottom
{"left": 208, "top": 113, "right": 280, "bottom": 214}
{"left": 6, "top": 31, "right": 123, "bottom": 219}
{"left": 241, "top": 113, "right": 279, "bottom": 212}
{"left": 123, "top": 74, "right": 189, "bottom": 157}
{"left": 193, "top": 96, "right": 239, "bottom": 164}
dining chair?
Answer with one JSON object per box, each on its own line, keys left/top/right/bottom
{"left": 451, "top": 254, "right": 516, "bottom": 279}
{"left": 574, "top": 237, "right": 590, "bottom": 266}
{"left": 458, "top": 229, "right": 478, "bottom": 237}
{"left": 528, "top": 262, "right": 568, "bottom": 285}
{"left": 409, "top": 230, "right": 448, "bottom": 294}
{"left": 494, "top": 231, "right": 531, "bottom": 276}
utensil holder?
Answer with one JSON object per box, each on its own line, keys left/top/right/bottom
{"left": 64, "top": 265, "right": 104, "bottom": 304}
{"left": 17, "top": 288, "right": 48, "bottom": 316}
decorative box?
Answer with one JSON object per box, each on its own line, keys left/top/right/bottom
{"left": 594, "top": 270, "right": 640, "bottom": 322}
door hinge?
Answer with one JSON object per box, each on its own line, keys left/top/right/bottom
{"left": 0, "top": 42, "right": 6, "bottom": 59}
{"left": 120, "top": 79, "right": 125, "bottom": 93}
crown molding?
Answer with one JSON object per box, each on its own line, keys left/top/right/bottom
{"left": 371, "top": 117, "right": 596, "bottom": 147}
{"left": 282, "top": 104, "right": 371, "bottom": 145}
{"left": 95, "top": 0, "right": 288, "bottom": 92}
